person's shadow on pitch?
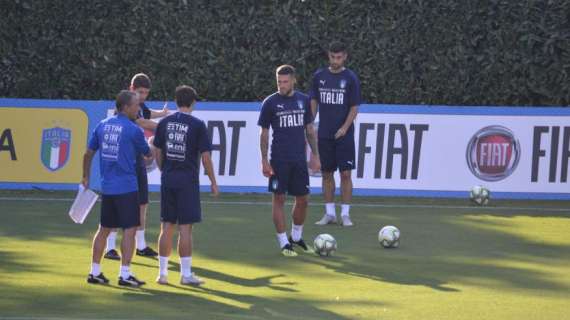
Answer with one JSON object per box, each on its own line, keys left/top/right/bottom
{"left": 130, "top": 259, "right": 299, "bottom": 292}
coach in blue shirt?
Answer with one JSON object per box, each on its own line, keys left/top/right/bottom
{"left": 82, "top": 90, "right": 152, "bottom": 287}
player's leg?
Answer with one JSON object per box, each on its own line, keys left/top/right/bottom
{"left": 336, "top": 135, "right": 356, "bottom": 226}
{"left": 270, "top": 160, "right": 297, "bottom": 256}
{"left": 339, "top": 169, "right": 353, "bottom": 225}
{"left": 273, "top": 193, "right": 296, "bottom": 256}
{"left": 104, "top": 228, "right": 120, "bottom": 260}
{"left": 288, "top": 162, "right": 313, "bottom": 252}
{"left": 156, "top": 222, "right": 175, "bottom": 284}
{"left": 178, "top": 184, "right": 204, "bottom": 285}
{"left": 135, "top": 167, "right": 157, "bottom": 257}
{"left": 117, "top": 191, "right": 145, "bottom": 287}
{"left": 156, "top": 185, "right": 177, "bottom": 284}
{"left": 316, "top": 138, "right": 338, "bottom": 225}
{"left": 88, "top": 194, "right": 117, "bottom": 284}
{"left": 178, "top": 224, "right": 203, "bottom": 285}
{"left": 88, "top": 225, "right": 112, "bottom": 284}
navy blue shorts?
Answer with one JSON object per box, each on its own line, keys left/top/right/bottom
{"left": 318, "top": 135, "right": 356, "bottom": 172}
{"left": 269, "top": 160, "right": 309, "bottom": 196}
{"left": 100, "top": 191, "right": 140, "bottom": 229}
{"left": 160, "top": 184, "right": 202, "bottom": 225}
{"left": 136, "top": 165, "right": 149, "bottom": 205}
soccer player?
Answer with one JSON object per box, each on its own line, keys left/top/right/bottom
{"left": 153, "top": 85, "right": 219, "bottom": 285}
{"left": 310, "top": 41, "right": 361, "bottom": 227}
{"left": 83, "top": 90, "right": 151, "bottom": 287}
{"left": 258, "top": 65, "right": 320, "bottom": 257}
{"left": 104, "top": 73, "right": 168, "bottom": 260}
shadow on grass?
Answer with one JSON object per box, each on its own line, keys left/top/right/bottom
{"left": 1, "top": 193, "right": 569, "bottom": 312}
{"left": 131, "top": 259, "right": 299, "bottom": 293}
{"left": 0, "top": 277, "right": 349, "bottom": 320}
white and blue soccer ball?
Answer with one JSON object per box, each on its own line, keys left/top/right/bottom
{"left": 378, "top": 225, "right": 400, "bottom": 248}
{"left": 313, "top": 233, "right": 337, "bottom": 256}
{"left": 470, "top": 185, "right": 490, "bottom": 206}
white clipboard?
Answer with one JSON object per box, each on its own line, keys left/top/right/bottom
{"left": 68, "top": 184, "right": 99, "bottom": 224}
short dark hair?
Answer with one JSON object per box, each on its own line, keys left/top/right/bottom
{"left": 276, "top": 64, "right": 296, "bottom": 76}
{"left": 328, "top": 41, "right": 347, "bottom": 53}
{"left": 175, "top": 85, "right": 198, "bottom": 107}
{"left": 115, "top": 90, "right": 137, "bottom": 111}
{"left": 130, "top": 73, "right": 151, "bottom": 89}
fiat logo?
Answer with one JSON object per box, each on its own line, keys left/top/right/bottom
{"left": 466, "top": 126, "right": 520, "bottom": 181}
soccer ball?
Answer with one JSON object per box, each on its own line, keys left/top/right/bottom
{"left": 378, "top": 225, "right": 400, "bottom": 248}
{"left": 313, "top": 233, "right": 337, "bottom": 256}
{"left": 470, "top": 185, "right": 490, "bottom": 206}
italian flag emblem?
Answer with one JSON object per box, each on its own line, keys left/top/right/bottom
{"left": 41, "top": 127, "right": 71, "bottom": 171}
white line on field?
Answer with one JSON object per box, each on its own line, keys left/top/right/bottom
{"left": 0, "top": 196, "right": 568, "bottom": 213}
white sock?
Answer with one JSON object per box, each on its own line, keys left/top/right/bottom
{"left": 120, "top": 265, "right": 130, "bottom": 279}
{"left": 291, "top": 224, "right": 303, "bottom": 242}
{"left": 180, "top": 256, "right": 192, "bottom": 277}
{"left": 136, "top": 230, "right": 146, "bottom": 250}
{"left": 106, "top": 231, "right": 117, "bottom": 251}
{"left": 276, "top": 232, "right": 289, "bottom": 249}
{"left": 159, "top": 256, "right": 169, "bottom": 276}
{"left": 90, "top": 263, "right": 100, "bottom": 276}
{"left": 325, "top": 203, "right": 336, "bottom": 217}
{"left": 341, "top": 204, "right": 350, "bottom": 217}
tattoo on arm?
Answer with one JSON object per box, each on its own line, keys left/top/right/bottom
{"left": 306, "top": 124, "right": 319, "bottom": 156}
{"left": 260, "top": 129, "right": 269, "bottom": 161}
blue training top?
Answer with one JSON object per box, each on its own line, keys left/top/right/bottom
{"left": 153, "top": 112, "right": 212, "bottom": 188}
{"left": 258, "top": 91, "right": 313, "bottom": 162}
{"left": 309, "top": 67, "right": 361, "bottom": 139}
{"left": 88, "top": 113, "right": 150, "bottom": 195}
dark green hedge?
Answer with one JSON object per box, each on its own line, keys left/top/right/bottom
{"left": 1, "top": 0, "right": 569, "bottom": 106}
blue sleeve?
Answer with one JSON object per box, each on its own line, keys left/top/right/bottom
{"left": 309, "top": 72, "right": 319, "bottom": 100}
{"left": 87, "top": 124, "right": 100, "bottom": 151}
{"left": 257, "top": 99, "right": 272, "bottom": 129}
{"left": 348, "top": 73, "right": 362, "bottom": 107}
{"left": 153, "top": 120, "right": 164, "bottom": 149}
{"left": 198, "top": 121, "right": 212, "bottom": 153}
{"left": 304, "top": 96, "right": 313, "bottom": 125}
{"left": 133, "top": 126, "right": 150, "bottom": 156}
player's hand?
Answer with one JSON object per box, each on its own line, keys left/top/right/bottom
{"left": 161, "top": 102, "right": 169, "bottom": 116}
{"left": 262, "top": 159, "right": 274, "bottom": 177}
{"left": 81, "top": 177, "right": 89, "bottom": 189}
{"left": 143, "top": 154, "right": 154, "bottom": 163}
{"left": 334, "top": 127, "right": 347, "bottom": 139}
{"left": 211, "top": 183, "right": 220, "bottom": 197}
{"left": 310, "top": 154, "right": 321, "bottom": 172}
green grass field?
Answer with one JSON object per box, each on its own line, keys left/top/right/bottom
{"left": 0, "top": 190, "right": 569, "bottom": 320}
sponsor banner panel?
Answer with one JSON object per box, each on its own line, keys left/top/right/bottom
{"left": 0, "top": 108, "right": 88, "bottom": 183}
{"left": 2, "top": 99, "right": 569, "bottom": 198}
{"left": 140, "top": 110, "right": 570, "bottom": 194}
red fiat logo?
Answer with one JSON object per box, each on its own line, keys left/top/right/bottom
{"left": 466, "top": 126, "right": 520, "bottom": 181}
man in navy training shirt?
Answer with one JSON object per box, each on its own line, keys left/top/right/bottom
{"left": 310, "top": 41, "right": 361, "bottom": 227}
{"left": 258, "top": 65, "right": 320, "bottom": 257}
{"left": 153, "top": 85, "right": 219, "bottom": 285}
{"left": 83, "top": 90, "right": 152, "bottom": 287}
{"left": 104, "top": 73, "right": 169, "bottom": 261}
